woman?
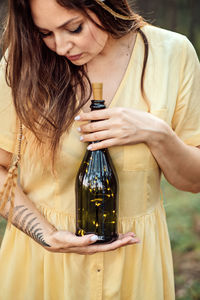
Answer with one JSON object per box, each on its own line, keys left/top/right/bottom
{"left": 0, "top": 0, "right": 200, "bottom": 299}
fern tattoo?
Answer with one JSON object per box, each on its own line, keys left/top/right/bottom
{"left": 12, "top": 205, "right": 51, "bottom": 247}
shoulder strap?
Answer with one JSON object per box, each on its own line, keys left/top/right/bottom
{"left": 0, "top": 121, "right": 23, "bottom": 224}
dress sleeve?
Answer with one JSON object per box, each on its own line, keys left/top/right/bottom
{"left": 172, "top": 37, "right": 200, "bottom": 146}
{"left": 0, "top": 57, "right": 17, "bottom": 153}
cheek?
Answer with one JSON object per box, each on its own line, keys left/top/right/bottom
{"left": 84, "top": 29, "right": 108, "bottom": 53}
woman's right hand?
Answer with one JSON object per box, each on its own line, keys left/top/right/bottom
{"left": 45, "top": 230, "right": 140, "bottom": 255}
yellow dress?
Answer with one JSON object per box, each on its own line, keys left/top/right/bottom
{"left": 0, "top": 25, "right": 200, "bottom": 300}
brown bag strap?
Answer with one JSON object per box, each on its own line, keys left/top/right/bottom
{"left": 0, "top": 121, "right": 23, "bottom": 224}
{"left": 13, "top": 121, "right": 23, "bottom": 167}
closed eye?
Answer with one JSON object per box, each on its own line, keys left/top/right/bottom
{"left": 39, "top": 31, "right": 52, "bottom": 38}
{"left": 69, "top": 24, "right": 83, "bottom": 34}
{"left": 38, "top": 23, "right": 83, "bottom": 38}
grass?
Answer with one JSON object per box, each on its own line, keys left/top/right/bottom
{"left": 0, "top": 178, "right": 200, "bottom": 298}
{"left": 0, "top": 217, "right": 6, "bottom": 244}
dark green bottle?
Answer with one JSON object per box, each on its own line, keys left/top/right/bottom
{"left": 75, "top": 83, "right": 118, "bottom": 243}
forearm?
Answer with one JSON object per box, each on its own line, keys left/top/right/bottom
{"left": 147, "top": 121, "right": 200, "bottom": 193}
{"left": 0, "top": 166, "right": 56, "bottom": 247}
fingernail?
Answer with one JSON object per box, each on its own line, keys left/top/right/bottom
{"left": 77, "top": 127, "right": 81, "bottom": 132}
{"left": 131, "top": 233, "right": 136, "bottom": 237}
{"left": 87, "top": 145, "right": 92, "bottom": 150}
{"left": 74, "top": 116, "right": 80, "bottom": 121}
{"left": 130, "top": 238, "right": 140, "bottom": 244}
{"left": 135, "top": 239, "right": 141, "bottom": 244}
{"left": 90, "top": 235, "right": 98, "bottom": 242}
{"left": 80, "top": 136, "right": 83, "bottom": 141}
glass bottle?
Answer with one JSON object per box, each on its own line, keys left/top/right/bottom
{"left": 75, "top": 83, "right": 119, "bottom": 243}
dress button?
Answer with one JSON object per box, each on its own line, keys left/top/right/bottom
{"left": 97, "top": 269, "right": 101, "bottom": 272}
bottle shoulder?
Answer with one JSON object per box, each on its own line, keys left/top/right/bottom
{"left": 76, "top": 149, "right": 118, "bottom": 192}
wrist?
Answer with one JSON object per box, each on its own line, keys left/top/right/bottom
{"left": 146, "top": 119, "right": 175, "bottom": 149}
{"left": 44, "top": 226, "right": 58, "bottom": 245}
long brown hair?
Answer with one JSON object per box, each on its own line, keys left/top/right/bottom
{"left": 1, "top": 0, "right": 149, "bottom": 162}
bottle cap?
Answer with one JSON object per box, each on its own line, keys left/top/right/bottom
{"left": 92, "top": 83, "right": 103, "bottom": 100}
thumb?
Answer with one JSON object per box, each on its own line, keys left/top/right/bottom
{"left": 68, "top": 233, "right": 99, "bottom": 247}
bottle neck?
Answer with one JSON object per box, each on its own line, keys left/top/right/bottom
{"left": 90, "top": 100, "right": 106, "bottom": 111}
{"left": 89, "top": 100, "right": 106, "bottom": 149}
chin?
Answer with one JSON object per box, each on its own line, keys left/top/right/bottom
{"left": 69, "top": 54, "right": 94, "bottom": 66}
{"left": 68, "top": 56, "right": 89, "bottom": 66}
{"left": 70, "top": 61, "right": 86, "bottom": 66}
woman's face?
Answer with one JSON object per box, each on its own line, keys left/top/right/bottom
{"left": 30, "top": 0, "right": 109, "bottom": 65}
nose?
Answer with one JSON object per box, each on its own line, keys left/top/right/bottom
{"left": 54, "top": 34, "right": 73, "bottom": 56}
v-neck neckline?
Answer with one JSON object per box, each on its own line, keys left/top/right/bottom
{"left": 109, "top": 31, "right": 139, "bottom": 109}
{"left": 80, "top": 30, "right": 140, "bottom": 113}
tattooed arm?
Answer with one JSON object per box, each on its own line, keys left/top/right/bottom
{"left": 0, "top": 149, "right": 56, "bottom": 247}
{"left": 7, "top": 205, "right": 52, "bottom": 248}
{"left": 0, "top": 148, "right": 139, "bottom": 254}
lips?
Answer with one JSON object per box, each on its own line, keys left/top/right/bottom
{"left": 66, "top": 53, "right": 83, "bottom": 61}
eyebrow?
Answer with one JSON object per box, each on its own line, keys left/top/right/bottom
{"left": 36, "top": 16, "right": 80, "bottom": 31}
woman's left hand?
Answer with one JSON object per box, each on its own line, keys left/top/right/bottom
{"left": 75, "top": 107, "right": 166, "bottom": 150}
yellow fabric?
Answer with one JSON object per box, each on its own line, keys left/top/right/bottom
{"left": 0, "top": 25, "right": 200, "bottom": 300}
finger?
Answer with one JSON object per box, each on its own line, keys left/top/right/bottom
{"left": 95, "top": 236, "right": 140, "bottom": 252}
{"left": 87, "top": 138, "right": 118, "bottom": 151}
{"left": 64, "top": 233, "right": 99, "bottom": 248}
{"left": 79, "top": 119, "right": 109, "bottom": 134}
{"left": 81, "top": 130, "right": 115, "bottom": 143}
{"left": 75, "top": 109, "right": 112, "bottom": 122}
{"left": 118, "top": 232, "right": 137, "bottom": 239}
{"left": 55, "top": 233, "right": 139, "bottom": 254}
{"left": 84, "top": 236, "right": 140, "bottom": 255}
{"left": 70, "top": 232, "right": 136, "bottom": 248}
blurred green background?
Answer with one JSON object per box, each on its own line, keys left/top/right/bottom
{"left": 133, "top": 0, "right": 200, "bottom": 56}
{"left": 0, "top": 0, "right": 200, "bottom": 299}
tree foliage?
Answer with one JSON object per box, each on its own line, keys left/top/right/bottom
{"left": 132, "top": 0, "right": 200, "bottom": 56}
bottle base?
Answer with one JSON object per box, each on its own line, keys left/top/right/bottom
{"left": 94, "top": 235, "right": 118, "bottom": 244}
{"left": 76, "top": 232, "right": 118, "bottom": 244}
